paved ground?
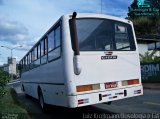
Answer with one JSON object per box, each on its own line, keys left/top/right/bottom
{"left": 9, "top": 80, "right": 160, "bottom": 119}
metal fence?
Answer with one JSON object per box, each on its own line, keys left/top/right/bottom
{"left": 141, "top": 62, "right": 160, "bottom": 82}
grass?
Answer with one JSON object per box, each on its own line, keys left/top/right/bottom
{"left": 0, "top": 87, "right": 32, "bottom": 119}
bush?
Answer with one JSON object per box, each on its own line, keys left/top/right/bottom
{"left": 0, "top": 70, "right": 9, "bottom": 98}
{"left": 140, "top": 50, "right": 160, "bottom": 63}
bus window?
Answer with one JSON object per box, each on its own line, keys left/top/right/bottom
{"left": 34, "top": 47, "right": 38, "bottom": 60}
{"left": 75, "top": 19, "right": 135, "bottom": 51}
{"left": 55, "top": 26, "right": 61, "bottom": 48}
{"left": 48, "top": 24, "right": 61, "bottom": 61}
{"left": 41, "top": 38, "right": 47, "bottom": 64}
{"left": 48, "top": 30, "right": 54, "bottom": 52}
{"left": 26, "top": 55, "right": 29, "bottom": 70}
{"left": 29, "top": 52, "right": 31, "bottom": 69}
{"left": 22, "top": 59, "right": 24, "bottom": 72}
{"left": 30, "top": 50, "right": 35, "bottom": 68}
{"left": 34, "top": 45, "right": 40, "bottom": 67}
{"left": 24, "top": 57, "right": 26, "bottom": 71}
{"left": 41, "top": 40, "right": 45, "bottom": 56}
{"left": 115, "top": 24, "right": 131, "bottom": 50}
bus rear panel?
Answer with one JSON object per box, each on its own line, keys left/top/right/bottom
{"left": 65, "top": 14, "right": 143, "bottom": 107}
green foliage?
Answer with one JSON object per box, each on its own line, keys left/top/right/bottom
{"left": 140, "top": 50, "right": 160, "bottom": 63}
{"left": 128, "top": 0, "right": 160, "bottom": 35}
{"left": 133, "top": 17, "right": 155, "bottom": 35}
{"left": 128, "top": 0, "right": 160, "bottom": 19}
{"left": 0, "top": 88, "right": 32, "bottom": 119}
{"left": 0, "top": 70, "right": 9, "bottom": 98}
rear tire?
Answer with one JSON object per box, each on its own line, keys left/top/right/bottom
{"left": 21, "top": 84, "right": 25, "bottom": 92}
{"left": 38, "top": 89, "right": 47, "bottom": 112}
{"left": 22, "top": 85, "right": 29, "bottom": 98}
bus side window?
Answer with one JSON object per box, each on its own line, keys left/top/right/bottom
{"left": 21, "top": 60, "right": 23, "bottom": 72}
{"left": 48, "top": 30, "right": 54, "bottom": 52}
{"left": 29, "top": 52, "right": 31, "bottom": 69}
{"left": 31, "top": 50, "right": 35, "bottom": 68}
{"left": 24, "top": 57, "right": 26, "bottom": 71}
{"left": 41, "top": 38, "right": 47, "bottom": 64}
{"left": 55, "top": 26, "right": 61, "bottom": 48}
{"left": 26, "top": 55, "right": 28, "bottom": 70}
{"left": 48, "top": 23, "right": 61, "bottom": 62}
{"left": 34, "top": 45, "right": 40, "bottom": 67}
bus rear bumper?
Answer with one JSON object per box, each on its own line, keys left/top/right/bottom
{"left": 68, "top": 85, "right": 143, "bottom": 108}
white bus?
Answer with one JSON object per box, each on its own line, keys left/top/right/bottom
{"left": 19, "top": 12, "right": 143, "bottom": 111}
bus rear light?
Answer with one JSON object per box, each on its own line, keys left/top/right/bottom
{"left": 78, "top": 98, "right": 89, "bottom": 105}
{"left": 122, "top": 80, "right": 128, "bottom": 86}
{"left": 92, "top": 84, "right": 100, "bottom": 90}
{"left": 76, "top": 84, "right": 100, "bottom": 92}
{"left": 122, "top": 79, "right": 139, "bottom": 86}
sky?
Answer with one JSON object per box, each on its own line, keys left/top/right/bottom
{"left": 0, "top": 0, "right": 133, "bottom": 65}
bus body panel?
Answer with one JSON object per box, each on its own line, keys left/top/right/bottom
{"left": 21, "top": 58, "right": 68, "bottom": 106}
{"left": 74, "top": 51, "right": 141, "bottom": 86}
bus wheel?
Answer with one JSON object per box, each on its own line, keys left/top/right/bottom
{"left": 21, "top": 85, "right": 25, "bottom": 92}
{"left": 38, "top": 89, "right": 47, "bottom": 112}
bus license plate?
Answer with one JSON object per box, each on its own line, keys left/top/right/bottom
{"left": 105, "top": 82, "right": 117, "bottom": 89}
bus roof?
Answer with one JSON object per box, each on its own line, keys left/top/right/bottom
{"left": 62, "top": 13, "right": 131, "bottom": 25}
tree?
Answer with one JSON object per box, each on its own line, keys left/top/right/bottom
{"left": 0, "top": 70, "right": 9, "bottom": 98}
{"left": 128, "top": 0, "right": 160, "bottom": 19}
{"left": 148, "top": 0, "right": 160, "bottom": 9}
{"left": 128, "top": 0, "right": 138, "bottom": 19}
{"left": 132, "top": 17, "right": 155, "bottom": 35}
{"left": 127, "top": 0, "right": 160, "bottom": 35}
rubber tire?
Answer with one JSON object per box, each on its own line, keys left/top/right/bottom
{"left": 39, "top": 90, "right": 47, "bottom": 112}
{"left": 22, "top": 85, "right": 30, "bottom": 98}
{"left": 21, "top": 85, "right": 25, "bottom": 92}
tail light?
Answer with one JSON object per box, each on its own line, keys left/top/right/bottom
{"left": 122, "top": 79, "right": 139, "bottom": 86}
{"left": 76, "top": 84, "right": 100, "bottom": 92}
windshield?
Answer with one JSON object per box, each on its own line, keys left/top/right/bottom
{"left": 74, "top": 18, "right": 136, "bottom": 51}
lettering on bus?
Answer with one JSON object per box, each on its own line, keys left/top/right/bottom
{"left": 101, "top": 55, "right": 117, "bottom": 60}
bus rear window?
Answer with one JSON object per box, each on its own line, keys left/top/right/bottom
{"left": 74, "top": 19, "right": 136, "bottom": 51}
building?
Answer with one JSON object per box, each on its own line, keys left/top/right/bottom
{"left": 0, "top": 57, "right": 17, "bottom": 76}
{"left": 137, "top": 35, "right": 160, "bottom": 56}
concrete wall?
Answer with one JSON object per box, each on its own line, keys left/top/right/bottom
{"left": 8, "top": 58, "right": 17, "bottom": 75}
